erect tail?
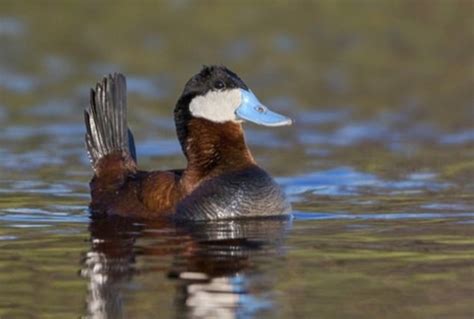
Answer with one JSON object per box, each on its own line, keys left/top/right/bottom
{"left": 84, "top": 73, "right": 137, "bottom": 176}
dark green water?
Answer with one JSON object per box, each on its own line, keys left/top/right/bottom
{"left": 0, "top": 1, "right": 473, "bottom": 318}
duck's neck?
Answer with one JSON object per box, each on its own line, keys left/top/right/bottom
{"left": 181, "top": 118, "right": 255, "bottom": 187}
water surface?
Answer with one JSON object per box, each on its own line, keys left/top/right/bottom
{"left": 0, "top": 2, "right": 473, "bottom": 318}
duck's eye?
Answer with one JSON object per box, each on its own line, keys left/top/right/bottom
{"left": 214, "top": 80, "right": 225, "bottom": 90}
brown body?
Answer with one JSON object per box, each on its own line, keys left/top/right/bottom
{"left": 85, "top": 69, "right": 291, "bottom": 220}
{"left": 90, "top": 119, "right": 256, "bottom": 219}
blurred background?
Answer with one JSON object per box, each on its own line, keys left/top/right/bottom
{"left": 1, "top": 1, "right": 473, "bottom": 179}
{"left": 0, "top": 1, "right": 473, "bottom": 318}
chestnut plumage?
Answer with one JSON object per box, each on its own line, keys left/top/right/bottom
{"left": 84, "top": 66, "right": 291, "bottom": 220}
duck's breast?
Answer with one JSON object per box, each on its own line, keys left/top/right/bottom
{"left": 175, "top": 166, "right": 291, "bottom": 221}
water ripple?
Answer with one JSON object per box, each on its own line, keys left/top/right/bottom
{"left": 278, "top": 167, "right": 451, "bottom": 198}
{"left": 293, "top": 211, "right": 474, "bottom": 221}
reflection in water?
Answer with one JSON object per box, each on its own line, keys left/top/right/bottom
{"left": 81, "top": 216, "right": 291, "bottom": 319}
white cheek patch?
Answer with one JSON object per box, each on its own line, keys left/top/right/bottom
{"left": 189, "top": 89, "right": 242, "bottom": 123}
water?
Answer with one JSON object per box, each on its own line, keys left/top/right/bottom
{"left": 1, "top": 1, "right": 473, "bottom": 318}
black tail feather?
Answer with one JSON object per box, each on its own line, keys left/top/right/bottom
{"left": 84, "top": 73, "right": 137, "bottom": 172}
{"left": 127, "top": 128, "right": 136, "bottom": 162}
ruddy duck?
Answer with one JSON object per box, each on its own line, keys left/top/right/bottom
{"left": 84, "top": 66, "right": 292, "bottom": 220}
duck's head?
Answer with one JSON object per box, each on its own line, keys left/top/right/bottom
{"left": 175, "top": 65, "right": 292, "bottom": 127}
{"left": 174, "top": 66, "right": 292, "bottom": 161}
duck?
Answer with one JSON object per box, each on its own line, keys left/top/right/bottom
{"left": 84, "top": 65, "right": 292, "bottom": 220}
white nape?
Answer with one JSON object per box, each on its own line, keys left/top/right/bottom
{"left": 189, "top": 89, "right": 242, "bottom": 123}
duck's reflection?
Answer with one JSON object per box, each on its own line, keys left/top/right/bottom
{"left": 81, "top": 216, "right": 291, "bottom": 319}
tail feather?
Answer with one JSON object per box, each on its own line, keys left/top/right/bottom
{"left": 84, "top": 73, "right": 137, "bottom": 174}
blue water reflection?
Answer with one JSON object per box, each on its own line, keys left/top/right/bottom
{"left": 81, "top": 217, "right": 291, "bottom": 319}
